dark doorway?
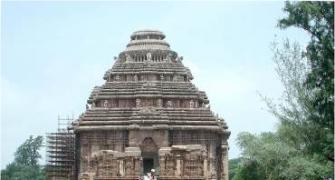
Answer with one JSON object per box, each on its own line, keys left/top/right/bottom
{"left": 141, "top": 137, "right": 159, "bottom": 175}
{"left": 143, "top": 158, "right": 154, "bottom": 174}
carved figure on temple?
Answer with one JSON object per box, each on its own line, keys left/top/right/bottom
{"left": 166, "top": 52, "right": 173, "bottom": 62}
{"left": 146, "top": 52, "right": 152, "bottom": 61}
{"left": 157, "top": 99, "right": 163, "bottom": 108}
{"left": 125, "top": 54, "right": 132, "bottom": 62}
{"left": 166, "top": 100, "right": 173, "bottom": 108}
{"left": 136, "top": 98, "right": 141, "bottom": 108}
{"left": 103, "top": 100, "right": 108, "bottom": 108}
{"left": 116, "top": 75, "right": 121, "bottom": 81}
{"left": 189, "top": 100, "right": 195, "bottom": 108}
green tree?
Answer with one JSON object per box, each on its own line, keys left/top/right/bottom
{"left": 233, "top": 2, "right": 334, "bottom": 179}
{"left": 14, "top": 136, "right": 43, "bottom": 167}
{"left": 234, "top": 39, "right": 333, "bottom": 179}
{"left": 229, "top": 158, "right": 241, "bottom": 180}
{"left": 232, "top": 159, "right": 265, "bottom": 180}
{"left": 278, "top": 1, "right": 334, "bottom": 162}
{"left": 235, "top": 131, "right": 331, "bottom": 180}
{"left": 1, "top": 136, "right": 46, "bottom": 180}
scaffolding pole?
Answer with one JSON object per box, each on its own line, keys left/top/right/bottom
{"left": 46, "top": 116, "right": 75, "bottom": 180}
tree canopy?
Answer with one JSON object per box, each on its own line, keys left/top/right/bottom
{"left": 279, "top": 1, "right": 334, "bottom": 161}
{"left": 1, "top": 136, "right": 45, "bottom": 180}
{"left": 232, "top": 2, "right": 334, "bottom": 179}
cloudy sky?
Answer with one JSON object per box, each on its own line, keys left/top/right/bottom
{"left": 1, "top": 1, "right": 310, "bottom": 168}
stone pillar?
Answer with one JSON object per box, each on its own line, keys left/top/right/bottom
{"left": 221, "top": 145, "right": 229, "bottom": 180}
{"left": 203, "top": 159, "right": 208, "bottom": 178}
{"left": 135, "top": 157, "right": 142, "bottom": 177}
{"left": 176, "top": 157, "right": 181, "bottom": 177}
{"left": 159, "top": 156, "right": 166, "bottom": 176}
{"left": 159, "top": 147, "right": 172, "bottom": 177}
{"left": 125, "top": 147, "right": 142, "bottom": 176}
{"left": 161, "top": 130, "right": 169, "bottom": 147}
{"left": 209, "top": 143, "right": 217, "bottom": 179}
{"left": 128, "top": 130, "right": 137, "bottom": 147}
{"left": 119, "top": 160, "right": 124, "bottom": 177}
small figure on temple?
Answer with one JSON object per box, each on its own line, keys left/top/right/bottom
{"left": 136, "top": 98, "right": 141, "bottom": 108}
{"left": 189, "top": 100, "right": 195, "bottom": 108}
{"left": 103, "top": 100, "right": 108, "bottom": 108}
{"left": 146, "top": 52, "right": 152, "bottom": 61}
{"left": 167, "top": 100, "right": 173, "bottom": 108}
{"left": 125, "top": 54, "right": 132, "bottom": 62}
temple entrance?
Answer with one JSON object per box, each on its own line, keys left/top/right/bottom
{"left": 140, "top": 137, "right": 159, "bottom": 175}
{"left": 143, "top": 158, "right": 154, "bottom": 174}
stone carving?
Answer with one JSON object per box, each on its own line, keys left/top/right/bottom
{"left": 134, "top": 74, "right": 138, "bottom": 81}
{"left": 79, "top": 173, "right": 91, "bottom": 180}
{"left": 189, "top": 100, "right": 195, "bottom": 108}
{"left": 160, "top": 154, "right": 175, "bottom": 176}
{"left": 166, "top": 100, "right": 173, "bottom": 108}
{"left": 103, "top": 100, "right": 108, "bottom": 108}
{"left": 159, "top": 145, "right": 206, "bottom": 178}
{"left": 172, "top": 75, "right": 178, "bottom": 81}
{"left": 125, "top": 54, "right": 132, "bottom": 62}
{"left": 157, "top": 99, "right": 163, "bottom": 108}
{"left": 143, "top": 81, "right": 156, "bottom": 87}
{"left": 141, "top": 137, "right": 158, "bottom": 153}
{"left": 136, "top": 98, "right": 141, "bottom": 108}
{"left": 139, "top": 107, "right": 158, "bottom": 115}
{"left": 146, "top": 52, "right": 152, "bottom": 61}
{"left": 115, "top": 75, "right": 120, "bottom": 81}
{"left": 166, "top": 52, "right": 173, "bottom": 62}
{"left": 124, "top": 158, "right": 133, "bottom": 175}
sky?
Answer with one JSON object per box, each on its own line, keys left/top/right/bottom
{"left": 1, "top": 1, "right": 310, "bottom": 169}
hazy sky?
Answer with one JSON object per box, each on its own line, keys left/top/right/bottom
{"left": 1, "top": 1, "right": 310, "bottom": 168}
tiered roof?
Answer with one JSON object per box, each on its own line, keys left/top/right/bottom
{"left": 73, "top": 30, "right": 229, "bottom": 135}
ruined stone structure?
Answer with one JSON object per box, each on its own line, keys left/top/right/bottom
{"left": 48, "top": 30, "right": 230, "bottom": 180}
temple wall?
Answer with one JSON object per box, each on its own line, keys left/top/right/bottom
{"left": 169, "top": 130, "right": 224, "bottom": 180}
{"left": 78, "top": 131, "right": 128, "bottom": 175}
{"left": 77, "top": 130, "right": 228, "bottom": 180}
{"left": 128, "top": 130, "right": 169, "bottom": 148}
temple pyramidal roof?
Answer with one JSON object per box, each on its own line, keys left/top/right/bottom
{"left": 72, "top": 29, "right": 230, "bottom": 135}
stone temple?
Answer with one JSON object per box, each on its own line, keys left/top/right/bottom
{"left": 46, "top": 30, "right": 230, "bottom": 180}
